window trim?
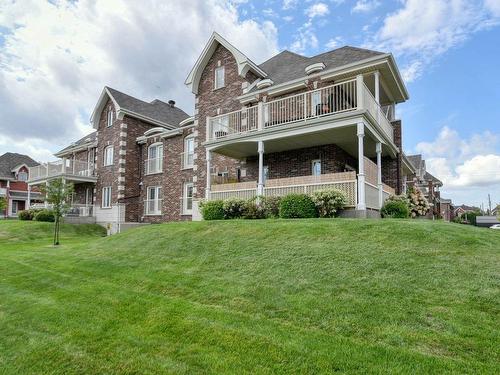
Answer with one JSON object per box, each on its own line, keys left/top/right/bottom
{"left": 182, "top": 182, "right": 194, "bottom": 215}
{"left": 103, "top": 145, "right": 114, "bottom": 166}
{"left": 183, "top": 136, "right": 195, "bottom": 169}
{"left": 106, "top": 107, "right": 114, "bottom": 127}
{"left": 146, "top": 142, "right": 163, "bottom": 175}
{"left": 102, "top": 186, "right": 112, "bottom": 208}
{"left": 311, "top": 159, "right": 321, "bottom": 176}
{"left": 214, "top": 66, "right": 225, "bottom": 89}
{"left": 145, "top": 186, "right": 162, "bottom": 216}
{"left": 17, "top": 171, "right": 28, "bottom": 181}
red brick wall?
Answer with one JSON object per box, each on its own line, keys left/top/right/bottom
{"left": 381, "top": 120, "right": 403, "bottom": 194}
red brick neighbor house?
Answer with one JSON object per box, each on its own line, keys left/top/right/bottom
{"left": 28, "top": 32, "right": 439, "bottom": 231}
{"left": 0, "top": 152, "right": 43, "bottom": 218}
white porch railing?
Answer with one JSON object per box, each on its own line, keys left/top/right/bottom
{"left": 29, "top": 159, "right": 95, "bottom": 181}
{"left": 180, "top": 151, "right": 194, "bottom": 169}
{"left": 0, "top": 187, "right": 7, "bottom": 196}
{"left": 30, "top": 203, "right": 94, "bottom": 217}
{"left": 144, "top": 199, "right": 162, "bottom": 215}
{"left": 144, "top": 158, "right": 162, "bottom": 175}
{"left": 208, "top": 78, "right": 394, "bottom": 143}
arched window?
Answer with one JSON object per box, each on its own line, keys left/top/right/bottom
{"left": 103, "top": 145, "right": 114, "bottom": 166}
{"left": 107, "top": 107, "right": 115, "bottom": 127}
{"left": 146, "top": 143, "right": 163, "bottom": 174}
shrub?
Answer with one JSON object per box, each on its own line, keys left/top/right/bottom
{"left": 18, "top": 210, "right": 33, "bottom": 221}
{"left": 279, "top": 194, "right": 318, "bottom": 219}
{"left": 199, "top": 200, "right": 224, "bottom": 220}
{"left": 261, "top": 196, "right": 281, "bottom": 218}
{"left": 311, "top": 189, "right": 346, "bottom": 218}
{"left": 381, "top": 200, "right": 410, "bottom": 218}
{"left": 242, "top": 200, "right": 266, "bottom": 219}
{"left": 222, "top": 198, "right": 247, "bottom": 219}
{"left": 34, "top": 209, "right": 55, "bottom": 222}
{"left": 407, "top": 187, "right": 430, "bottom": 218}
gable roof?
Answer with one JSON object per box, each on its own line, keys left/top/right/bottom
{"left": 185, "top": 32, "right": 267, "bottom": 94}
{"left": 90, "top": 87, "right": 190, "bottom": 130}
{"left": 424, "top": 171, "right": 443, "bottom": 186}
{"left": 0, "top": 152, "right": 39, "bottom": 180}
{"left": 257, "top": 46, "right": 384, "bottom": 88}
{"left": 55, "top": 131, "right": 97, "bottom": 157}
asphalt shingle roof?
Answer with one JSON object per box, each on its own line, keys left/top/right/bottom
{"left": 57, "top": 131, "right": 97, "bottom": 155}
{"left": 424, "top": 171, "right": 443, "bottom": 186}
{"left": 106, "top": 87, "right": 191, "bottom": 127}
{"left": 256, "top": 46, "right": 385, "bottom": 88}
{"left": 407, "top": 154, "right": 423, "bottom": 170}
{"left": 0, "top": 152, "right": 39, "bottom": 179}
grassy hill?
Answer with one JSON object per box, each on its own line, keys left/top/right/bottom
{"left": 0, "top": 219, "right": 499, "bottom": 374}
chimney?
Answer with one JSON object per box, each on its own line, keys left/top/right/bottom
{"left": 168, "top": 100, "right": 175, "bottom": 107}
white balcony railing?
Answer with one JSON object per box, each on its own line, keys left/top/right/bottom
{"left": 144, "top": 199, "right": 162, "bottom": 215}
{"left": 181, "top": 152, "right": 194, "bottom": 169}
{"left": 208, "top": 78, "right": 395, "bottom": 143}
{"left": 144, "top": 158, "right": 162, "bottom": 175}
{"left": 0, "top": 187, "right": 7, "bottom": 196}
{"left": 29, "top": 159, "right": 95, "bottom": 182}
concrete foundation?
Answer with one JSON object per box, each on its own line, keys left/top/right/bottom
{"left": 339, "top": 209, "right": 381, "bottom": 219}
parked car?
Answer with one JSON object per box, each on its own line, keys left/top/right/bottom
{"left": 489, "top": 224, "right": 500, "bottom": 230}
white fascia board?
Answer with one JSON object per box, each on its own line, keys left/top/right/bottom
{"left": 118, "top": 108, "right": 175, "bottom": 130}
{"left": 54, "top": 141, "right": 97, "bottom": 158}
{"left": 179, "top": 116, "right": 195, "bottom": 127}
{"left": 90, "top": 87, "right": 121, "bottom": 129}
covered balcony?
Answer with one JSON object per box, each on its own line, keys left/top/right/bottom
{"left": 28, "top": 159, "right": 97, "bottom": 184}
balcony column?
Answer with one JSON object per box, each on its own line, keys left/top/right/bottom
{"left": 44, "top": 181, "right": 49, "bottom": 208}
{"left": 356, "top": 74, "right": 364, "bottom": 110}
{"left": 376, "top": 142, "right": 383, "bottom": 209}
{"left": 374, "top": 71, "right": 381, "bottom": 124}
{"left": 257, "top": 102, "right": 264, "bottom": 131}
{"left": 26, "top": 184, "right": 31, "bottom": 209}
{"left": 62, "top": 157, "right": 67, "bottom": 175}
{"left": 357, "top": 122, "right": 366, "bottom": 210}
{"left": 257, "top": 141, "right": 265, "bottom": 196}
{"left": 205, "top": 149, "right": 212, "bottom": 199}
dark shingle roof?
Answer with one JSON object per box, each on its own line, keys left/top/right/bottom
{"left": 56, "top": 131, "right": 97, "bottom": 155}
{"left": 256, "top": 46, "right": 385, "bottom": 88}
{"left": 106, "top": 87, "right": 190, "bottom": 127}
{"left": 407, "top": 154, "right": 423, "bottom": 170}
{"left": 424, "top": 171, "right": 443, "bottom": 186}
{"left": 0, "top": 152, "right": 39, "bottom": 179}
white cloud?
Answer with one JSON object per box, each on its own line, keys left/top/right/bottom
{"left": 365, "top": 0, "right": 500, "bottom": 83}
{"left": 282, "top": 0, "right": 298, "bottom": 10}
{"left": 282, "top": 15, "right": 294, "bottom": 22}
{"left": 401, "top": 61, "right": 423, "bottom": 83}
{"left": 306, "top": 3, "right": 330, "bottom": 18}
{"left": 0, "top": 0, "right": 279, "bottom": 160}
{"left": 414, "top": 126, "right": 500, "bottom": 205}
{"left": 326, "top": 36, "right": 343, "bottom": 49}
{"left": 352, "top": 0, "right": 381, "bottom": 13}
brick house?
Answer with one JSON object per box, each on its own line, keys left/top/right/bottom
{"left": 29, "top": 32, "right": 425, "bottom": 229}
{"left": 0, "top": 152, "right": 43, "bottom": 218}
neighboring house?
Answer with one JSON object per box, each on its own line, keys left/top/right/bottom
{"left": 29, "top": 32, "right": 419, "bottom": 230}
{"left": 492, "top": 205, "right": 500, "bottom": 216}
{"left": 406, "top": 154, "right": 453, "bottom": 220}
{"left": 453, "top": 204, "right": 481, "bottom": 218}
{"left": 0, "top": 152, "right": 43, "bottom": 218}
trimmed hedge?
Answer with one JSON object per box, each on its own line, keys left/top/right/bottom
{"left": 261, "top": 196, "right": 281, "bottom": 218}
{"left": 242, "top": 200, "right": 266, "bottom": 219}
{"left": 279, "top": 194, "right": 318, "bottom": 219}
{"left": 311, "top": 189, "right": 346, "bottom": 218}
{"left": 200, "top": 200, "right": 224, "bottom": 220}
{"left": 17, "top": 210, "right": 33, "bottom": 221}
{"left": 34, "top": 209, "right": 56, "bottom": 222}
{"left": 222, "top": 198, "right": 247, "bottom": 219}
{"left": 381, "top": 200, "right": 410, "bottom": 218}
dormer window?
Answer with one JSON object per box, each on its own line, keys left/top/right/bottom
{"left": 215, "top": 66, "right": 225, "bottom": 89}
{"left": 18, "top": 171, "right": 28, "bottom": 181}
{"left": 107, "top": 107, "right": 115, "bottom": 127}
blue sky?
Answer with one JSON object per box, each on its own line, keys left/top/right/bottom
{"left": 0, "top": 0, "right": 499, "bottom": 208}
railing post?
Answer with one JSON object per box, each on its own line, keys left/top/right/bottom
{"left": 376, "top": 142, "right": 383, "bottom": 209}
{"left": 356, "top": 74, "right": 364, "bottom": 110}
{"left": 257, "top": 141, "right": 265, "bottom": 196}
{"left": 206, "top": 149, "right": 212, "bottom": 199}
{"left": 357, "top": 122, "right": 366, "bottom": 210}
{"left": 303, "top": 93, "right": 307, "bottom": 119}
{"left": 257, "top": 102, "right": 264, "bottom": 131}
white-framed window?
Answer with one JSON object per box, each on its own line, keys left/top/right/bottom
{"left": 102, "top": 186, "right": 112, "bottom": 208}
{"left": 103, "top": 145, "right": 114, "bottom": 166}
{"left": 145, "top": 186, "right": 162, "bottom": 215}
{"left": 214, "top": 66, "right": 225, "bottom": 89}
{"left": 312, "top": 159, "right": 321, "bottom": 176}
{"left": 107, "top": 107, "right": 115, "bottom": 127}
{"left": 146, "top": 143, "right": 163, "bottom": 174}
{"left": 18, "top": 171, "right": 28, "bottom": 181}
{"left": 183, "top": 136, "right": 195, "bottom": 169}
{"left": 11, "top": 201, "right": 18, "bottom": 214}
{"left": 182, "top": 182, "right": 194, "bottom": 215}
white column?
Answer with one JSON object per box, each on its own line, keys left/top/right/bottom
{"left": 356, "top": 74, "right": 364, "bottom": 110}
{"left": 205, "top": 149, "right": 212, "bottom": 199}
{"left": 27, "top": 185, "right": 31, "bottom": 209}
{"left": 257, "top": 102, "right": 264, "bottom": 131}
{"left": 44, "top": 181, "right": 49, "bottom": 208}
{"left": 357, "top": 123, "right": 366, "bottom": 210}
{"left": 374, "top": 71, "right": 381, "bottom": 124}
{"left": 376, "top": 142, "right": 383, "bottom": 208}
{"left": 257, "top": 141, "right": 265, "bottom": 196}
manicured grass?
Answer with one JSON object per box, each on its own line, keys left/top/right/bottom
{"left": 0, "top": 219, "right": 499, "bottom": 374}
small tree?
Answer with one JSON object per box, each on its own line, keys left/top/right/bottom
{"left": 40, "top": 178, "right": 74, "bottom": 245}
{"left": 0, "top": 196, "right": 7, "bottom": 218}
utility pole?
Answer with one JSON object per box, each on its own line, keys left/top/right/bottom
{"left": 488, "top": 194, "right": 492, "bottom": 215}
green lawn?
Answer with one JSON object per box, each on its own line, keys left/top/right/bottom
{"left": 0, "top": 219, "right": 499, "bottom": 374}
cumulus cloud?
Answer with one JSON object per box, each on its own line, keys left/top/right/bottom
{"left": 325, "top": 36, "right": 343, "bottom": 49}
{"left": 365, "top": 0, "right": 500, "bottom": 83}
{"left": 306, "top": 3, "right": 330, "bottom": 18}
{"left": 352, "top": 0, "right": 381, "bottom": 13}
{"left": 0, "top": 0, "right": 279, "bottom": 160}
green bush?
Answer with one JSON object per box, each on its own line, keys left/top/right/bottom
{"left": 243, "top": 200, "right": 266, "bottom": 219}
{"left": 279, "top": 194, "right": 318, "bottom": 219}
{"left": 222, "top": 198, "right": 247, "bottom": 219}
{"left": 200, "top": 200, "right": 224, "bottom": 220}
{"left": 34, "top": 209, "right": 56, "bottom": 222}
{"left": 311, "top": 189, "right": 346, "bottom": 218}
{"left": 17, "top": 210, "right": 33, "bottom": 220}
{"left": 381, "top": 200, "right": 410, "bottom": 218}
{"left": 261, "top": 196, "right": 281, "bottom": 218}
